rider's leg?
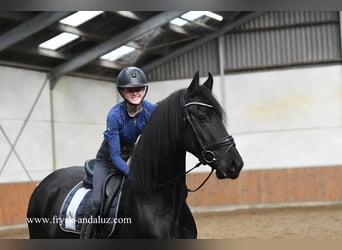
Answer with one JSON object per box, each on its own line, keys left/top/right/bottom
{"left": 80, "top": 163, "right": 109, "bottom": 239}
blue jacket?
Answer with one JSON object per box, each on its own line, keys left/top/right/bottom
{"left": 103, "top": 99, "right": 155, "bottom": 175}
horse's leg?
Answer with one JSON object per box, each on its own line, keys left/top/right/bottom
{"left": 28, "top": 185, "right": 70, "bottom": 238}
{"left": 175, "top": 202, "right": 197, "bottom": 239}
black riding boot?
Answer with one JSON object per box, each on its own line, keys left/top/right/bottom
{"left": 80, "top": 201, "right": 99, "bottom": 239}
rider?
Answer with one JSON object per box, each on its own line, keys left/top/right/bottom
{"left": 81, "top": 66, "right": 155, "bottom": 239}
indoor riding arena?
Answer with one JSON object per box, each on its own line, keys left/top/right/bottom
{"left": 1, "top": 11, "right": 342, "bottom": 239}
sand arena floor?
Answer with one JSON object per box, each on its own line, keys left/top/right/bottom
{"left": 0, "top": 204, "right": 341, "bottom": 239}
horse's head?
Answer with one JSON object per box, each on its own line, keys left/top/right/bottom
{"left": 182, "top": 72, "right": 244, "bottom": 179}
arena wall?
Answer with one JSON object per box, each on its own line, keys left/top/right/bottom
{"left": 1, "top": 165, "right": 342, "bottom": 226}
{"left": 0, "top": 182, "right": 37, "bottom": 226}
{"left": 187, "top": 166, "right": 342, "bottom": 209}
{"left": 1, "top": 64, "right": 342, "bottom": 226}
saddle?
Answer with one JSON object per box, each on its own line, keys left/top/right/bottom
{"left": 82, "top": 159, "right": 123, "bottom": 217}
{"left": 82, "top": 159, "right": 96, "bottom": 189}
{"left": 59, "top": 159, "right": 124, "bottom": 237}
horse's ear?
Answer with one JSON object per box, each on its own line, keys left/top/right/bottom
{"left": 188, "top": 71, "right": 200, "bottom": 94}
{"left": 202, "top": 72, "right": 213, "bottom": 91}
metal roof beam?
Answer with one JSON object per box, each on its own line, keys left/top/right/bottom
{"left": 55, "top": 23, "right": 107, "bottom": 41}
{"left": 9, "top": 46, "right": 67, "bottom": 59}
{"left": 0, "top": 12, "right": 36, "bottom": 21}
{"left": 0, "top": 11, "right": 73, "bottom": 52}
{"left": 143, "top": 11, "right": 265, "bottom": 72}
{"left": 49, "top": 11, "right": 185, "bottom": 89}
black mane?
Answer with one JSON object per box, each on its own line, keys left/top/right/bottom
{"left": 129, "top": 84, "right": 224, "bottom": 188}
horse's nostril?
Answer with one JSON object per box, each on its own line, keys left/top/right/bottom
{"left": 233, "top": 159, "right": 243, "bottom": 169}
{"left": 230, "top": 159, "right": 243, "bottom": 175}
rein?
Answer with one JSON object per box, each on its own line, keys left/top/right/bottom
{"left": 155, "top": 161, "right": 214, "bottom": 192}
{"left": 186, "top": 164, "right": 214, "bottom": 192}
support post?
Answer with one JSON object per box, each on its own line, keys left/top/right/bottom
{"left": 218, "top": 35, "right": 226, "bottom": 110}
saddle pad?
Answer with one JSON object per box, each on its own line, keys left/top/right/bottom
{"left": 59, "top": 182, "right": 91, "bottom": 233}
{"left": 59, "top": 181, "right": 122, "bottom": 237}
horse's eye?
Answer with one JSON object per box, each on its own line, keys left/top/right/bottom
{"left": 198, "top": 115, "right": 206, "bottom": 122}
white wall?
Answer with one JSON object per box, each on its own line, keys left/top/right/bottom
{"left": 149, "top": 65, "right": 342, "bottom": 172}
{"left": 226, "top": 65, "right": 342, "bottom": 170}
{"left": 0, "top": 66, "right": 52, "bottom": 182}
{"left": 0, "top": 66, "right": 117, "bottom": 182}
{"left": 52, "top": 76, "right": 119, "bottom": 170}
{"left": 1, "top": 64, "right": 342, "bottom": 182}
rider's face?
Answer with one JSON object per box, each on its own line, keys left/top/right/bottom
{"left": 121, "top": 87, "right": 146, "bottom": 105}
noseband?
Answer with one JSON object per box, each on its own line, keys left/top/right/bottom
{"left": 183, "top": 101, "right": 235, "bottom": 167}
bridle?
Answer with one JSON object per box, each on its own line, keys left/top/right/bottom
{"left": 183, "top": 101, "right": 235, "bottom": 167}
{"left": 155, "top": 92, "right": 236, "bottom": 192}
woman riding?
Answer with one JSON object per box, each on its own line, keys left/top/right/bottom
{"left": 81, "top": 66, "right": 155, "bottom": 238}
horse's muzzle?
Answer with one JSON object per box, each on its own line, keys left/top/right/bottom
{"left": 216, "top": 158, "right": 244, "bottom": 179}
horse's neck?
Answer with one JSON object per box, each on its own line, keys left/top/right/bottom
{"left": 158, "top": 149, "right": 186, "bottom": 185}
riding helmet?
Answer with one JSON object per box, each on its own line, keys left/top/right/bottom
{"left": 117, "top": 66, "right": 148, "bottom": 89}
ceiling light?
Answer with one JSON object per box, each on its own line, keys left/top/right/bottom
{"left": 170, "top": 18, "right": 188, "bottom": 27}
{"left": 100, "top": 45, "right": 135, "bottom": 61}
{"left": 59, "top": 11, "right": 103, "bottom": 27}
{"left": 204, "top": 11, "right": 223, "bottom": 21}
{"left": 116, "top": 11, "right": 140, "bottom": 20}
{"left": 38, "top": 32, "right": 80, "bottom": 50}
{"left": 181, "top": 11, "right": 223, "bottom": 22}
{"left": 181, "top": 11, "right": 205, "bottom": 21}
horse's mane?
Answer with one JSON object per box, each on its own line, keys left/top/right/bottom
{"left": 129, "top": 85, "right": 224, "bottom": 189}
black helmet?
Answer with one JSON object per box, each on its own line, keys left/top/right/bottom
{"left": 117, "top": 66, "right": 148, "bottom": 89}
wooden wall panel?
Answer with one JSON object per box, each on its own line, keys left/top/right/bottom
{"left": 0, "top": 166, "right": 341, "bottom": 227}
{"left": 186, "top": 166, "right": 342, "bottom": 207}
{"left": 0, "top": 182, "right": 38, "bottom": 226}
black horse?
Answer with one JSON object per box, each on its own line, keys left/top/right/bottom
{"left": 27, "top": 72, "right": 243, "bottom": 238}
